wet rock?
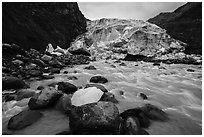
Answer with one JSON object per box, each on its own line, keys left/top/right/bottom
{"left": 27, "top": 70, "right": 43, "bottom": 77}
{"left": 8, "top": 108, "right": 43, "bottom": 130}
{"left": 41, "top": 54, "right": 52, "bottom": 62}
{"left": 12, "top": 59, "right": 24, "bottom": 66}
{"left": 137, "top": 92, "right": 148, "bottom": 100}
{"left": 50, "top": 68, "right": 61, "bottom": 74}
{"left": 58, "top": 82, "right": 78, "bottom": 94}
{"left": 55, "top": 94, "right": 73, "bottom": 113}
{"left": 69, "top": 101, "right": 120, "bottom": 135}
{"left": 41, "top": 74, "right": 55, "bottom": 80}
{"left": 16, "top": 89, "right": 36, "bottom": 101}
{"left": 63, "top": 71, "right": 68, "bottom": 74}
{"left": 49, "top": 59, "right": 64, "bottom": 68}
{"left": 187, "top": 69, "right": 195, "bottom": 72}
{"left": 90, "top": 75, "right": 108, "bottom": 84}
{"left": 2, "top": 76, "right": 28, "bottom": 90}
{"left": 85, "top": 83, "right": 108, "bottom": 92}
{"left": 67, "top": 76, "right": 78, "bottom": 80}
{"left": 84, "top": 65, "right": 96, "bottom": 70}
{"left": 141, "top": 104, "right": 168, "bottom": 121}
{"left": 25, "top": 63, "right": 38, "bottom": 70}
{"left": 100, "top": 92, "right": 119, "bottom": 103}
{"left": 121, "top": 116, "right": 140, "bottom": 135}
{"left": 69, "top": 48, "right": 91, "bottom": 56}
{"left": 28, "top": 87, "right": 63, "bottom": 110}
{"left": 153, "top": 62, "right": 160, "bottom": 66}
{"left": 33, "top": 59, "right": 46, "bottom": 67}
{"left": 119, "top": 62, "right": 126, "bottom": 66}
{"left": 3, "top": 94, "right": 17, "bottom": 102}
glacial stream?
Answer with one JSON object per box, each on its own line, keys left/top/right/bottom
{"left": 2, "top": 60, "right": 202, "bottom": 135}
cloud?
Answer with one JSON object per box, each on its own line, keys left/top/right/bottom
{"left": 78, "top": 2, "right": 186, "bottom": 20}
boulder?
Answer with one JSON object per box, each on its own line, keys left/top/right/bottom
{"left": 141, "top": 104, "right": 168, "bottom": 121}
{"left": 85, "top": 83, "right": 108, "bottom": 92}
{"left": 50, "top": 68, "right": 61, "bottom": 74}
{"left": 25, "top": 63, "right": 38, "bottom": 70}
{"left": 187, "top": 69, "right": 195, "bottom": 72}
{"left": 67, "top": 76, "right": 78, "bottom": 80}
{"left": 90, "top": 75, "right": 108, "bottom": 84}
{"left": 33, "top": 59, "right": 46, "bottom": 67}
{"left": 8, "top": 108, "right": 43, "bottom": 130}
{"left": 2, "top": 76, "right": 28, "bottom": 90}
{"left": 41, "top": 74, "right": 55, "bottom": 79}
{"left": 84, "top": 65, "right": 97, "bottom": 70}
{"left": 27, "top": 70, "right": 43, "bottom": 77}
{"left": 58, "top": 82, "right": 78, "bottom": 94}
{"left": 69, "top": 101, "right": 120, "bottom": 134}
{"left": 55, "top": 94, "right": 73, "bottom": 113}
{"left": 41, "top": 54, "right": 52, "bottom": 62}
{"left": 137, "top": 92, "right": 148, "bottom": 100}
{"left": 100, "top": 92, "right": 119, "bottom": 103}
{"left": 71, "top": 87, "right": 104, "bottom": 107}
{"left": 16, "top": 89, "right": 36, "bottom": 101}
{"left": 49, "top": 59, "right": 64, "bottom": 68}
{"left": 12, "top": 59, "right": 24, "bottom": 66}
{"left": 28, "top": 87, "right": 63, "bottom": 110}
{"left": 3, "top": 94, "right": 17, "bottom": 102}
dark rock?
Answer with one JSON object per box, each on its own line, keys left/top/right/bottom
{"left": 28, "top": 87, "right": 63, "bottom": 110}
{"left": 141, "top": 104, "right": 168, "bottom": 121}
{"left": 69, "top": 48, "right": 91, "bottom": 56}
{"left": 84, "top": 65, "right": 96, "bottom": 70}
{"left": 120, "top": 108, "right": 150, "bottom": 128}
{"left": 69, "top": 101, "right": 120, "bottom": 135}
{"left": 36, "top": 86, "right": 44, "bottom": 90}
{"left": 110, "top": 64, "right": 116, "bottom": 68}
{"left": 50, "top": 68, "right": 61, "bottom": 74}
{"left": 54, "top": 94, "right": 73, "bottom": 113}
{"left": 57, "top": 82, "right": 78, "bottom": 94}
{"left": 187, "top": 68, "right": 195, "bottom": 72}
{"left": 33, "top": 59, "right": 46, "bottom": 67}
{"left": 12, "top": 59, "right": 24, "bottom": 66}
{"left": 153, "top": 62, "right": 160, "bottom": 66}
{"left": 100, "top": 92, "right": 119, "bottom": 103}
{"left": 16, "top": 89, "right": 36, "bottom": 101}
{"left": 119, "top": 62, "right": 126, "bottom": 66}
{"left": 41, "top": 55, "right": 52, "bottom": 62}
{"left": 3, "top": 3, "right": 87, "bottom": 51}
{"left": 67, "top": 76, "right": 78, "bottom": 80}
{"left": 158, "top": 66, "right": 166, "bottom": 70}
{"left": 25, "top": 63, "right": 38, "bottom": 70}
{"left": 49, "top": 59, "right": 64, "bottom": 68}
{"left": 3, "top": 94, "right": 17, "bottom": 102}
{"left": 85, "top": 83, "right": 108, "bottom": 92}
{"left": 63, "top": 71, "right": 68, "bottom": 74}
{"left": 2, "top": 76, "right": 28, "bottom": 90}
{"left": 8, "top": 108, "right": 43, "bottom": 130}
{"left": 137, "top": 92, "right": 148, "bottom": 100}
{"left": 41, "top": 74, "right": 55, "bottom": 79}
{"left": 121, "top": 116, "right": 141, "bottom": 135}
{"left": 124, "top": 54, "right": 152, "bottom": 62}
{"left": 90, "top": 76, "right": 108, "bottom": 84}
{"left": 27, "top": 70, "right": 43, "bottom": 77}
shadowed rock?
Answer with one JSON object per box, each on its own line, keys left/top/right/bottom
{"left": 57, "top": 82, "right": 78, "bottom": 94}
{"left": 2, "top": 76, "right": 28, "bottom": 90}
{"left": 90, "top": 75, "right": 108, "bottom": 84}
{"left": 85, "top": 83, "right": 108, "bottom": 92}
{"left": 8, "top": 108, "right": 43, "bottom": 130}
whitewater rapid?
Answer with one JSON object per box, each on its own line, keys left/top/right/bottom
{"left": 2, "top": 60, "right": 202, "bottom": 135}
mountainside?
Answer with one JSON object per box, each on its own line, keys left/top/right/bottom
{"left": 148, "top": 2, "right": 202, "bottom": 55}
{"left": 2, "top": 2, "right": 87, "bottom": 51}
{"left": 69, "top": 18, "right": 187, "bottom": 60}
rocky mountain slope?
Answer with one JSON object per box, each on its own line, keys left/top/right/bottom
{"left": 148, "top": 2, "right": 202, "bottom": 55}
{"left": 2, "top": 2, "right": 87, "bottom": 51}
{"left": 69, "top": 18, "right": 201, "bottom": 64}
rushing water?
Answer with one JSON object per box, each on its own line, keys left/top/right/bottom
{"left": 2, "top": 60, "right": 202, "bottom": 135}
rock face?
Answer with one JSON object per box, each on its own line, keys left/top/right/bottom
{"left": 2, "top": 2, "right": 87, "bottom": 51}
{"left": 69, "top": 101, "right": 120, "bottom": 134}
{"left": 148, "top": 2, "right": 202, "bottom": 55}
{"left": 69, "top": 18, "right": 186, "bottom": 60}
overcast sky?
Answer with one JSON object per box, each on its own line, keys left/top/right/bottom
{"left": 78, "top": 2, "right": 186, "bottom": 21}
